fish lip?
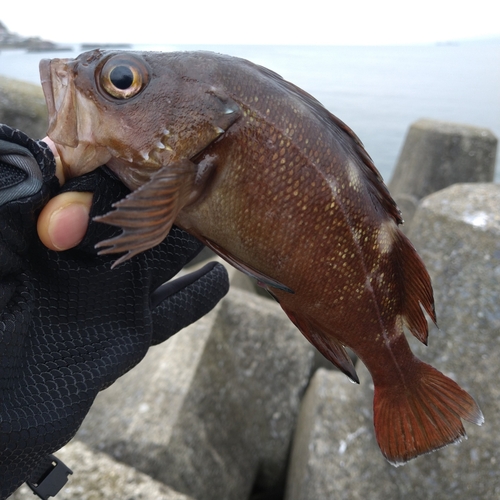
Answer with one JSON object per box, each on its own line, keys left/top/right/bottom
{"left": 39, "top": 59, "right": 57, "bottom": 135}
{"left": 39, "top": 58, "right": 80, "bottom": 149}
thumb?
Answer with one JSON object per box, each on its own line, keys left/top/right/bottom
{"left": 37, "top": 136, "right": 93, "bottom": 251}
{"left": 37, "top": 191, "right": 92, "bottom": 251}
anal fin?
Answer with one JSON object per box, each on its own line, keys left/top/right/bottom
{"left": 281, "top": 308, "right": 359, "bottom": 383}
{"left": 308, "top": 329, "right": 359, "bottom": 383}
{"left": 95, "top": 159, "right": 197, "bottom": 267}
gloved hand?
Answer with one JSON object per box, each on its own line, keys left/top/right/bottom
{"left": 0, "top": 125, "right": 229, "bottom": 499}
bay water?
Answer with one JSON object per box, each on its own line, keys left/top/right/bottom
{"left": 0, "top": 41, "right": 498, "bottom": 182}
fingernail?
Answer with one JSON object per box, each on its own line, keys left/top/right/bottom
{"left": 48, "top": 203, "right": 89, "bottom": 250}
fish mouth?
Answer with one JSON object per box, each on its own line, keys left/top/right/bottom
{"left": 39, "top": 59, "right": 57, "bottom": 136}
{"left": 39, "top": 58, "right": 79, "bottom": 148}
{"left": 39, "top": 57, "right": 112, "bottom": 178}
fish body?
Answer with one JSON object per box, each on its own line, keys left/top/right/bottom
{"left": 40, "top": 50, "right": 483, "bottom": 465}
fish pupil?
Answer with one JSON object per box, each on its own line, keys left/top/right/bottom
{"left": 110, "top": 65, "right": 134, "bottom": 89}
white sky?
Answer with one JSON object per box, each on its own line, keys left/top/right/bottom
{"left": 2, "top": 0, "right": 499, "bottom": 46}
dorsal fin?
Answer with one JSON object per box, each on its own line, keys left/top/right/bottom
{"left": 249, "top": 61, "right": 403, "bottom": 225}
{"left": 392, "top": 229, "right": 436, "bottom": 344}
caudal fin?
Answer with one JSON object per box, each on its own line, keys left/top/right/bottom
{"left": 373, "top": 361, "right": 483, "bottom": 465}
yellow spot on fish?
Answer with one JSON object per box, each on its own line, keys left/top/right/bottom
{"left": 377, "top": 221, "right": 395, "bottom": 254}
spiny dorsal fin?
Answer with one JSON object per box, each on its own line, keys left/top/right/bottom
{"left": 250, "top": 61, "right": 403, "bottom": 225}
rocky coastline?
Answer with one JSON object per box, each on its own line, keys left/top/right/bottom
{"left": 0, "top": 21, "right": 132, "bottom": 52}
{"left": 0, "top": 20, "right": 70, "bottom": 51}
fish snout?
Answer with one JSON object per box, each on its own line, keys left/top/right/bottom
{"left": 40, "top": 58, "right": 80, "bottom": 149}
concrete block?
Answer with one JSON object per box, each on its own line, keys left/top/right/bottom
{"left": 10, "top": 440, "right": 193, "bottom": 500}
{"left": 0, "top": 76, "right": 48, "bottom": 139}
{"left": 76, "top": 288, "right": 315, "bottom": 500}
{"left": 394, "top": 182, "right": 500, "bottom": 499}
{"left": 389, "top": 119, "right": 497, "bottom": 228}
{"left": 284, "top": 367, "right": 398, "bottom": 500}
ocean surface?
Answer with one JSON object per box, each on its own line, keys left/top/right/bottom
{"left": 0, "top": 41, "right": 499, "bottom": 182}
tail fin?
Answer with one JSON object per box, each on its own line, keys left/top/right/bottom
{"left": 373, "top": 361, "right": 483, "bottom": 466}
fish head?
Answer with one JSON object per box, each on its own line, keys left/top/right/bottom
{"left": 39, "top": 50, "right": 241, "bottom": 189}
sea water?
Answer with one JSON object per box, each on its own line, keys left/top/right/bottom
{"left": 0, "top": 41, "right": 498, "bottom": 182}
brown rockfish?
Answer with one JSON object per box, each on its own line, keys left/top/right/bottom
{"left": 39, "top": 50, "right": 483, "bottom": 465}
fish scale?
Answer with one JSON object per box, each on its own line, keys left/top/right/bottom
{"left": 39, "top": 49, "right": 483, "bottom": 466}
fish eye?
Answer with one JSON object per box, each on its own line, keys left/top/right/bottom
{"left": 110, "top": 66, "right": 134, "bottom": 90}
{"left": 99, "top": 54, "right": 149, "bottom": 100}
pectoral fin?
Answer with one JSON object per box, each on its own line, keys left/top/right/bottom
{"left": 95, "top": 159, "right": 197, "bottom": 267}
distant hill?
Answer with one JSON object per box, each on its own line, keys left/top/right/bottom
{"left": 0, "top": 20, "right": 69, "bottom": 51}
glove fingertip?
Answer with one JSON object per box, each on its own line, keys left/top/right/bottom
{"left": 151, "top": 262, "right": 229, "bottom": 344}
{"left": 150, "top": 261, "right": 226, "bottom": 308}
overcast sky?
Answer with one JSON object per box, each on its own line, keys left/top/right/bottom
{"left": 2, "top": 0, "right": 499, "bottom": 46}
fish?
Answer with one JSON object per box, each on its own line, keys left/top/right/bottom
{"left": 39, "top": 49, "right": 483, "bottom": 465}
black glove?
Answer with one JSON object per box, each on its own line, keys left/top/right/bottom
{"left": 0, "top": 125, "right": 229, "bottom": 499}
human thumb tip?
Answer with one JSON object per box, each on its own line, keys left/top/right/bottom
{"left": 37, "top": 192, "right": 92, "bottom": 250}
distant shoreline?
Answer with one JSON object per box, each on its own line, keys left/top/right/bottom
{"left": 80, "top": 43, "right": 132, "bottom": 50}
{"left": 0, "top": 20, "right": 67, "bottom": 51}
{"left": 0, "top": 41, "right": 133, "bottom": 52}
{"left": 0, "top": 20, "right": 128, "bottom": 52}
{"left": 0, "top": 39, "right": 71, "bottom": 51}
